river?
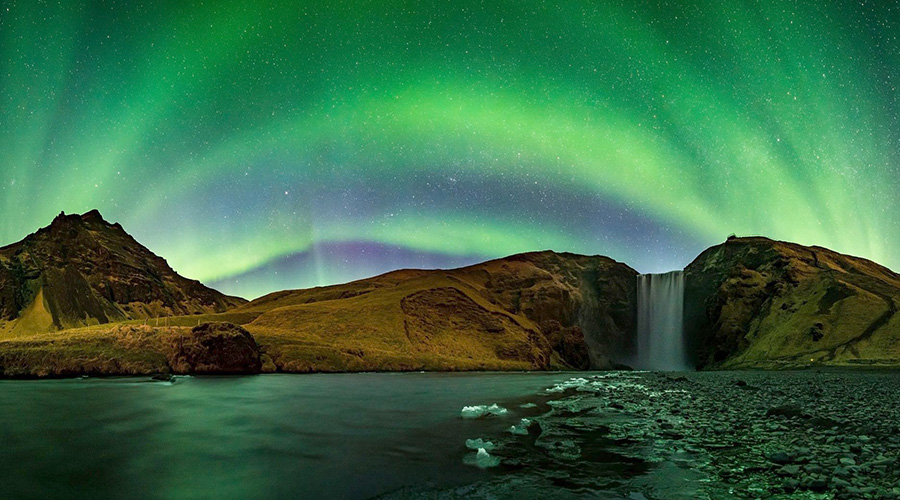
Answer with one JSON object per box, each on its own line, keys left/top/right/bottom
{"left": 0, "top": 372, "right": 575, "bottom": 499}
{"left": 3, "top": 370, "right": 899, "bottom": 499}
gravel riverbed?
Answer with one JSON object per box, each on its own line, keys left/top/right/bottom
{"left": 387, "top": 370, "right": 900, "bottom": 499}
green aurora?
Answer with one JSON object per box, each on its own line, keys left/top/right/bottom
{"left": 2, "top": 0, "right": 898, "bottom": 298}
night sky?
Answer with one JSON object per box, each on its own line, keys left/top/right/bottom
{"left": 2, "top": 1, "right": 899, "bottom": 299}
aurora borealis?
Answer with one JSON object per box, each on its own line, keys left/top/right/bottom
{"left": 2, "top": 1, "right": 899, "bottom": 299}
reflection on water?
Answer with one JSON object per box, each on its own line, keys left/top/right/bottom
{"left": 0, "top": 373, "right": 576, "bottom": 500}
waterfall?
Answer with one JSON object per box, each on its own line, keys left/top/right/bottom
{"left": 636, "top": 271, "right": 688, "bottom": 370}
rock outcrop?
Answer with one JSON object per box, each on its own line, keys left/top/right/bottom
{"left": 684, "top": 237, "right": 900, "bottom": 369}
{"left": 169, "top": 322, "right": 262, "bottom": 374}
{"left": 0, "top": 211, "right": 246, "bottom": 337}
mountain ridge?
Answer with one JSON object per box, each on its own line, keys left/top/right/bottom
{"left": 0, "top": 210, "right": 245, "bottom": 338}
{"left": 236, "top": 249, "right": 638, "bottom": 372}
{"left": 1, "top": 212, "right": 899, "bottom": 376}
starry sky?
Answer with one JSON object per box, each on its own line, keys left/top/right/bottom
{"left": 2, "top": 1, "right": 899, "bottom": 299}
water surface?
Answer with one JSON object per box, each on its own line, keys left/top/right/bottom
{"left": 0, "top": 372, "right": 575, "bottom": 499}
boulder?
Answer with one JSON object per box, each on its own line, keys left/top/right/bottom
{"left": 171, "top": 322, "right": 262, "bottom": 374}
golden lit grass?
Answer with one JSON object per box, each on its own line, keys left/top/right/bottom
{"left": 245, "top": 272, "right": 544, "bottom": 372}
{"left": 0, "top": 325, "right": 177, "bottom": 377}
{"left": 114, "top": 311, "right": 264, "bottom": 328}
{"left": 704, "top": 239, "right": 900, "bottom": 369}
{"left": 0, "top": 289, "right": 55, "bottom": 339}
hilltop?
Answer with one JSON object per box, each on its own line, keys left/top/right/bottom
{"left": 0, "top": 210, "right": 245, "bottom": 338}
{"left": 235, "top": 250, "right": 637, "bottom": 372}
{"left": 685, "top": 236, "right": 900, "bottom": 368}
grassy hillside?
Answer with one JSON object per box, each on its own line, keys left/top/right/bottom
{"left": 243, "top": 273, "right": 546, "bottom": 372}
{"left": 234, "top": 251, "right": 636, "bottom": 372}
{"left": 0, "top": 251, "right": 637, "bottom": 376}
{"left": 685, "top": 237, "right": 900, "bottom": 369}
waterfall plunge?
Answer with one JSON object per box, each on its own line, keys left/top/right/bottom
{"left": 636, "top": 271, "right": 689, "bottom": 371}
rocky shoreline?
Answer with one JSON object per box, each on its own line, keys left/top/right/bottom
{"left": 405, "top": 370, "right": 900, "bottom": 499}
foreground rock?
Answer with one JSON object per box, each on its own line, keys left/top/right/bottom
{"left": 169, "top": 322, "right": 262, "bottom": 374}
{"left": 685, "top": 237, "right": 900, "bottom": 369}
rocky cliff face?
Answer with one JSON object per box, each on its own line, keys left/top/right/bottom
{"left": 453, "top": 251, "right": 638, "bottom": 368}
{"left": 685, "top": 237, "right": 900, "bottom": 369}
{"left": 0, "top": 211, "right": 245, "bottom": 337}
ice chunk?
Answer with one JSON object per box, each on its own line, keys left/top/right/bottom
{"left": 519, "top": 402, "right": 537, "bottom": 409}
{"left": 460, "top": 403, "right": 508, "bottom": 419}
{"left": 460, "top": 406, "right": 482, "bottom": 418}
{"left": 507, "top": 418, "right": 532, "bottom": 435}
{"left": 465, "top": 438, "right": 495, "bottom": 451}
{"left": 486, "top": 403, "right": 508, "bottom": 416}
{"left": 464, "top": 448, "right": 501, "bottom": 468}
{"left": 546, "top": 377, "right": 590, "bottom": 393}
{"left": 546, "top": 375, "right": 650, "bottom": 394}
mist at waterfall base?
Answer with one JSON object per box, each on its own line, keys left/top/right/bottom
{"left": 635, "top": 271, "right": 690, "bottom": 371}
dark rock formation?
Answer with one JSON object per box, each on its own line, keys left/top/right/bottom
{"left": 0, "top": 211, "right": 246, "bottom": 335}
{"left": 170, "top": 322, "right": 261, "bottom": 374}
{"left": 684, "top": 237, "right": 900, "bottom": 369}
